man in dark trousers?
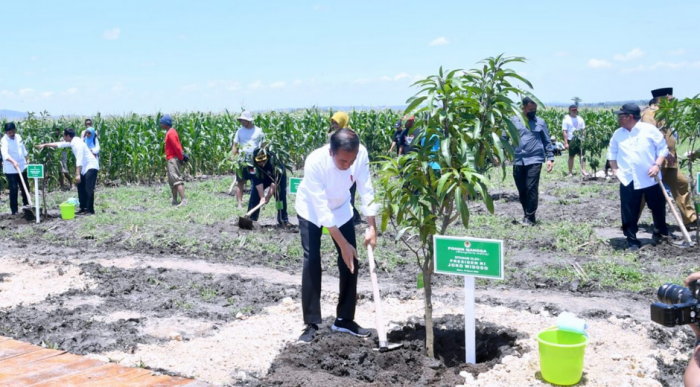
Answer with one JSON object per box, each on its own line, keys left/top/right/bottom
{"left": 247, "top": 147, "right": 291, "bottom": 227}
{"left": 295, "top": 128, "right": 378, "bottom": 344}
{"left": 509, "top": 97, "right": 554, "bottom": 225}
{"left": 608, "top": 103, "right": 673, "bottom": 251}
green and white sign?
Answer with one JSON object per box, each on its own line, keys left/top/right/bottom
{"left": 433, "top": 236, "right": 503, "bottom": 280}
{"left": 27, "top": 164, "right": 44, "bottom": 179}
{"left": 289, "top": 177, "right": 302, "bottom": 194}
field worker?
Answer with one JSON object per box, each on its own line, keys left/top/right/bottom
{"left": 509, "top": 97, "right": 554, "bottom": 226}
{"left": 398, "top": 116, "right": 417, "bottom": 155}
{"left": 1, "top": 122, "right": 30, "bottom": 215}
{"left": 388, "top": 120, "right": 403, "bottom": 156}
{"left": 248, "top": 147, "right": 291, "bottom": 227}
{"left": 608, "top": 103, "right": 673, "bottom": 251}
{"left": 295, "top": 128, "right": 378, "bottom": 344}
{"left": 639, "top": 87, "right": 697, "bottom": 229}
{"left": 330, "top": 112, "right": 363, "bottom": 225}
{"left": 160, "top": 115, "right": 188, "bottom": 207}
{"left": 232, "top": 110, "right": 265, "bottom": 209}
{"left": 562, "top": 105, "right": 588, "bottom": 177}
{"left": 551, "top": 135, "right": 565, "bottom": 156}
{"left": 37, "top": 128, "right": 99, "bottom": 215}
{"left": 54, "top": 127, "right": 73, "bottom": 191}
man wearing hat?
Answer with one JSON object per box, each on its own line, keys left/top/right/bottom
{"left": 562, "top": 105, "right": 589, "bottom": 177}
{"left": 247, "top": 147, "right": 291, "bottom": 227}
{"left": 398, "top": 116, "right": 417, "bottom": 155}
{"left": 640, "top": 88, "right": 697, "bottom": 228}
{"left": 1, "top": 122, "right": 30, "bottom": 215}
{"left": 161, "top": 115, "right": 188, "bottom": 207}
{"left": 231, "top": 110, "right": 265, "bottom": 209}
{"left": 608, "top": 103, "right": 672, "bottom": 251}
{"left": 388, "top": 120, "right": 403, "bottom": 156}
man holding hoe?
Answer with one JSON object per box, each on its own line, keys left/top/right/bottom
{"left": 295, "top": 128, "right": 378, "bottom": 344}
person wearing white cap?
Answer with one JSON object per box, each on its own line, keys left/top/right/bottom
{"left": 231, "top": 110, "right": 265, "bottom": 209}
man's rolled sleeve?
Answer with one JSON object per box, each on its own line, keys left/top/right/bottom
{"left": 607, "top": 136, "right": 618, "bottom": 161}
{"left": 541, "top": 122, "right": 555, "bottom": 161}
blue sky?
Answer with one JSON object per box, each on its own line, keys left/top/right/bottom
{"left": 1, "top": 0, "right": 699, "bottom": 115}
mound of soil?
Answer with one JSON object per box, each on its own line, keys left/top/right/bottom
{"left": 254, "top": 315, "right": 526, "bottom": 386}
{"left": 0, "top": 262, "right": 299, "bottom": 355}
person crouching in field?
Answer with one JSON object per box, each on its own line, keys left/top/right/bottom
{"left": 161, "top": 115, "right": 188, "bottom": 207}
{"left": 36, "top": 128, "right": 99, "bottom": 215}
{"left": 247, "top": 147, "right": 291, "bottom": 227}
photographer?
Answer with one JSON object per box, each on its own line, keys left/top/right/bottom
{"left": 684, "top": 272, "right": 700, "bottom": 386}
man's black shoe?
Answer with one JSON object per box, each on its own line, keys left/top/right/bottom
{"left": 298, "top": 324, "right": 318, "bottom": 344}
{"left": 628, "top": 244, "right": 640, "bottom": 252}
{"left": 331, "top": 318, "right": 371, "bottom": 337}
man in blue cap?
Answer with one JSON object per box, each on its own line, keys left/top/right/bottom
{"left": 161, "top": 115, "right": 188, "bottom": 207}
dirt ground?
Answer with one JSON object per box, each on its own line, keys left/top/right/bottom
{"left": 0, "top": 176, "right": 698, "bottom": 386}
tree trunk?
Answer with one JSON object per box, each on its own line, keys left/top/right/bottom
{"left": 422, "top": 266, "right": 435, "bottom": 357}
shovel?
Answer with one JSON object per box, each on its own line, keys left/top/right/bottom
{"left": 654, "top": 175, "right": 693, "bottom": 246}
{"left": 367, "top": 243, "right": 401, "bottom": 352}
{"left": 16, "top": 166, "right": 36, "bottom": 222}
{"left": 238, "top": 201, "right": 265, "bottom": 230}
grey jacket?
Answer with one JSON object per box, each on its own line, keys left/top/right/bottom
{"left": 508, "top": 116, "right": 555, "bottom": 166}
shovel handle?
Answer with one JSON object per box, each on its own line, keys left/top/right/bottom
{"left": 244, "top": 200, "right": 265, "bottom": 218}
{"left": 654, "top": 175, "right": 691, "bottom": 243}
{"left": 16, "top": 166, "right": 33, "bottom": 207}
{"left": 367, "top": 245, "right": 388, "bottom": 344}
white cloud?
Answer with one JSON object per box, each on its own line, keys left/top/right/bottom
{"left": 65, "top": 87, "right": 78, "bottom": 95}
{"left": 248, "top": 80, "right": 263, "bottom": 90}
{"left": 379, "top": 75, "right": 392, "bottom": 82}
{"left": 613, "top": 48, "right": 644, "bottom": 62}
{"left": 429, "top": 37, "right": 449, "bottom": 47}
{"left": 103, "top": 28, "right": 121, "bottom": 40}
{"left": 292, "top": 79, "right": 302, "bottom": 86}
{"left": 179, "top": 83, "right": 201, "bottom": 91}
{"left": 650, "top": 61, "right": 700, "bottom": 70}
{"left": 393, "top": 72, "right": 409, "bottom": 81}
{"left": 270, "top": 81, "right": 286, "bottom": 89}
{"left": 412, "top": 74, "right": 425, "bottom": 82}
{"left": 587, "top": 58, "right": 612, "bottom": 69}
{"left": 353, "top": 78, "right": 371, "bottom": 85}
{"left": 0, "top": 90, "right": 14, "bottom": 97}
{"left": 554, "top": 51, "right": 570, "bottom": 57}
{"left": 19, "top": 88, "right": 35, "bottom": 95}
{"left": 621, "top": 65, "right": 645, "bottom": 74}
{"left": 667, "top": 49, "right": 686, "bottom": 56}
{"left": 41, "top": 91, "right": 54, "bottom": 98}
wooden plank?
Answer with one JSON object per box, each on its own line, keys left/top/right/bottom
{"left": 0, "top": 340, "right": 45, "bottom": 361}
{"left": 0, "top": 352, "right": 103, "bottom": 386}
{"left": 30, "top": 363, "right": 150, "bottom": 387}
{"left": 68, "top": 367, "right": 155, "bottom": 387}
{"left": 0, "top": 349, "right": 66, "bottom": 375}
{"left": 112, "top": 374, "right": 197, "bottom": 387}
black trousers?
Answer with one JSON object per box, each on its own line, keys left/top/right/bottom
{"left": 77, "top": 169, "right": 98, "bottom": 213}
{"left": 247, "top": 176, "right": 289, "bottom": 224}
{"left": 620, "top": 181, "right": 668, "bottom": 247}
{"left": 513, "top": 163, "right": 542, "bottom": 222}
{"left": 349, "top": 182, "right": 361, "bottom": 222}
{"left": 299, "top": 216, "right": 358, "bottom": 325}
{"left": 5, "top": 171, "right": 29, "bottom": 215}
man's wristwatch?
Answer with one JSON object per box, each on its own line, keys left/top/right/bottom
{"left": 655, "top": 163, "right": 663, "bottom": 168}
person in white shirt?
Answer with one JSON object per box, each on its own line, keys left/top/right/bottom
{"left": 1, "top": 122, "right": 30, "bottom": 215}
{"left": 562, "top": 105, "right": 588, "bottom": 177}
{"left": 607, "top": 103, "right": 673, "bottom": 251}
{"left": 37, "top": 128, "right": 100, "bottom": 215}
{"left": 295, "top": 128, "right": 378, "bottom": 344}
{"left": 231, "top": 110, "right": 265, "bottom": 209}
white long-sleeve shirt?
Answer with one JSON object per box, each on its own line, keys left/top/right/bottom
{"left": 562, "top": 115, "right": 586, "bottom": 141}
{"left": 607, "top": 121, "right": 668, "bottom": 190}
{"left": 295, "top": 144, "right": 378, "bottom": 228}
{"left": 1, "top": 134, "right": 28, "bottom": 174}
{"left": 58, "top": 137, "right": 99, "bottom": 175}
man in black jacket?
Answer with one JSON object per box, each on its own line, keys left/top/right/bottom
{"left": 247, "top": 148, "right": 290, "bottom": 227}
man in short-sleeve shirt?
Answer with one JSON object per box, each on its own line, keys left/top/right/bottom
{"left": 562, "top": 105, "right": 588, "bottom": 176}
{"left": 232, "top": 110, "right": 265, "bottom": 209}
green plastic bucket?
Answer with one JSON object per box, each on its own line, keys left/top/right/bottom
{"left": 60, "top": 202, "right": 75, "bottom": 220}
{"left": 322, "top": 227, "right": 329, "bottom": 235}
{"left": 537, "top": 326, "right": 588, "bottom": 386}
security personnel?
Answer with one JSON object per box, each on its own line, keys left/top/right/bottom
{"left": 640, "top": 87, "right": 697, "bottom": 228}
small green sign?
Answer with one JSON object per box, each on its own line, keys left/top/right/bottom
{"left": 289, "top": 177, "right": 302, "bottom": 194}
{"left": 433, "top": 236, "right": 503, "bottom": 279}
{"left": 27, "top": 164, "right": 44, "bottom": 179}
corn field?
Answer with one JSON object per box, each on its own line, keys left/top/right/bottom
{"left": 1, "top": 109, "right": 402, "bottom": 189}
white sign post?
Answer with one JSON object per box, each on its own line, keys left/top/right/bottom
{"left": 434, "top": 235, "right": 504, "bottom": 364}
{"left": 27, "top": 164, "right": 44, "bottom": 224}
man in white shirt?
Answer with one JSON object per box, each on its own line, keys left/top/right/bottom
{"left": 562, "top": 105, "right": 588, "bottom": 177}
{"left": 607, "top": 103, "right": 672, "bottom": 251}
{"left": 1, "top": 122, "right": 30, "bottom": 215}
{"left": 231, "top": 110, "right": 265, "bottom": 209}
{"left": 295, "top": 129, "right": 378, "bottom": 344}
{"left": 37, "top": 128, "right": 100, "bottom": 215}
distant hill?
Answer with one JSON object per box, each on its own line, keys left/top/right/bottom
{"left": 0, "top": 110, "right": 28, "bottom": 120}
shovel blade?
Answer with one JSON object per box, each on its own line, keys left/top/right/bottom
{"left": 238, "top": 216, "right": 254, "bottom": 230}
{"left": 22, "top": 207, "right": 36, "bottom": 222}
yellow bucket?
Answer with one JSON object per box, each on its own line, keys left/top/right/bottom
{"left": 60, "top": 202, "right": 75, "bottom": 220}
